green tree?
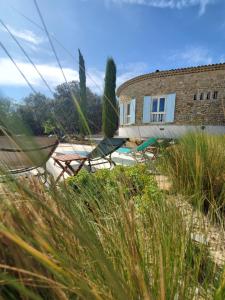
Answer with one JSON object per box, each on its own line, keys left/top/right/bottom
{"left": 78, "top": 49, "right": 87, "bottom": 136}
{"left": 54, "top": 81, "right": 102, "bottom": 135}
{"left": 0, "top": 97, "right": 22, "bottom": 134}
{"left": 54, "top": 82, "right": 80, "bottom": 134}
{"left": 43, "top": 119, "right": 56, "bottom": 135}
{"left": 0, "top": 97, "right": 11, "bottom": 128}
{"left": 102, "top": 58, "right": 118, "bottom": 138}
{"left": 18, "top": 93, "right": 52, "bottom": 135}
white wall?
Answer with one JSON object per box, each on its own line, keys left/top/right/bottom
{"left": 119, "top": 125, "right": 225, "bottom": 139}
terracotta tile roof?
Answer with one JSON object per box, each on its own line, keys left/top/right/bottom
{"left": 117, "top": 62, "right": 225, "bottom": 95}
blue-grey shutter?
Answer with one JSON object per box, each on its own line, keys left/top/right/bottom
{"left": 165, "top": 93, "right": 176, "bottom": 123}
{"left": 142, "top": 96, "right": 151, "bottom": 123}
{"left": 119, "top": 103, "right": 124, "bottom": 125}
{"left": 130, "top": 99, "right": 136, "bottom": 124}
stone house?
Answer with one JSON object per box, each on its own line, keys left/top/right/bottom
{"left": 117, "top": 63, "right": 225, "bottom": 138}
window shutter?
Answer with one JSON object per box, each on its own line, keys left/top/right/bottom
{"left": 165, "top": 93, "right": 176, "bottom": 123}
{"left": 142, "top": 96, "right": 151, "bottom": 123}
{"left": 130, "top": 99, "right": 136, "bottom": 124}
{"left": 119, "top": 103, "right": 124, "bottom": 125}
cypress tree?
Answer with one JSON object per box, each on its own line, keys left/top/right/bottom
{"left": 78, "top": 49, "right": 87, "bottom": 136}
{"left": 102, "top": 58, "right": 118, "bottom": 137}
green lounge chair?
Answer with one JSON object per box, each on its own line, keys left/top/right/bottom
{"left": 117, "top": 137, "right": 174, "bottom": 162}
{"left": 117, "top": 137, "right": 158, "bottom": 157}
{"left": 88, "top": 138, "right": 128, "bottom": 161}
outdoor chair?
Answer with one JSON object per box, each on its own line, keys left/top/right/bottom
{"left": 0, "top": 134, "right": 59, "bottom": 183}
{"left": 143, "top": 138, "right": 175, "bottom": 162}
{"left": 53, "top": 137, "right": 128, "bottom": 183}
{"left": 117, "top": 137, "right": 175, "bottom": 163}
{"left": 117, "top": 137, "right": 159, "bottom": 160}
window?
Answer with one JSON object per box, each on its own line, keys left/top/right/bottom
{"left": 213, "top": 91, "right": 218, "bottom": 99}
{"left": 123, "top": 102, "right": 131, "bottom": 124}
{"left": 120, "top": 99, "right": 136, "bottom": 125}
{"left": 151, "top": 97, "right": 166, "bottom": 122}
{"left": 193, "top": 94, "right": 197, "bottom": 100}
{"left": 206, "top": 92, "right": 210, "bottom": 100}
{"left": 200, "top": 93, "right": 204, "bottom": 100}
{"left": 126, "top": 103, "right": 131, "bottom": 124}
{"left": 143, "top": 94, "right": 176, "bottom": 124}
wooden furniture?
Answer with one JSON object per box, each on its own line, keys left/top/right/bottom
{"left": 53, "top": 137, "right": 128, "bottom": 183}
{"left": 53, "top": 153, "right": 87, "bottom": 183}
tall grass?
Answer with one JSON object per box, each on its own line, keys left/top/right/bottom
{"left": 160, "top": 133, "right": 225, "bottom": 221}
{"left": 0, "top": 165, "right": 223, "bottom": 299}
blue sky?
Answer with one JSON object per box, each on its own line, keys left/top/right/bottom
{"left": 0, "top": 0, "right": 225, "bottom": 100}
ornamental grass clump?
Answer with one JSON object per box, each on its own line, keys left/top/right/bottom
{"left": 0, "top": 166, "right": 223, "bottom": 299}
{"left": 161, "top": 133, "right": 225, "bottom": 220}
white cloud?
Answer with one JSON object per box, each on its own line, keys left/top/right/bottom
{"left": 170, "top": 46, "right": 213, "bottom": 66}
{"left": 0, "top": 57, "right": 103, "bottom": 94}
{"left": 0, "top": 57, "right": 79, "bottom": 89}
{"left": 1, "top": 25, "right": 45, "bottom": 45}
{"left": 0, "top": 57, "right": 148, "bottom": 94}
{"left": 106, "top": 0, "right": 215, "bottom": 15}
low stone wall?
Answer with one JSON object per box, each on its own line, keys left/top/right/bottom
{"left": 119, "top": 125, "right": 225, "bottom": 139}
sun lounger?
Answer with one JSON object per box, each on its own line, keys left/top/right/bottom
{"left": 117, "top": 137, "right": 174, "bottom": 161}
{"left": 117, "top": 137, "right": 158, "bottom": 160}
{"left": 0, "top": 133, "right": 59, "bottom": 182}
{"left": 53, "top": 137, "right": 128, "bottom": 183}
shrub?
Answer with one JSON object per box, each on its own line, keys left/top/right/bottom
{"left": 66, "top": 164, "right": 162, "bottom": 213}
{"left": 0, "top": 174, "right": 222, "bottom": 299}
{"left": 161, "top": 133, "right": 225, "bottom": 219}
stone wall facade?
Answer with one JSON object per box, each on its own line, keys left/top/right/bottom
{"left": 117, "top": 64, "right": 225, "bottom": 127}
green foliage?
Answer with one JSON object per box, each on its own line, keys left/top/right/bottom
{"left": 186, "top": 242, "right": 221, "bottom": 290}
{"left": 0, "top": 167, "right": 222, "bottom": 299}
{"left": 215, "top": 268, "right": 225, "bottom": 300}
{"left": 66, "top": 164, "right": 162, "bottom": 213}
{"left": 161, "top": 133, "right": 225, "bottom": 219}
{"left": 5, "top": 81, "right": 102, "bottom": 136}
{"left": 0, "top": 97, "right": 12, "bottom": 128}
{"left": 0, "top": 97, "right": 29, "bottom": 135}
{"left": 102, "top": 58, "right": 118, "bottom": 138}
{"left": 78, "top": 49, "right": 87, "bottom": 136}
{"left": 43, "top": 119, "right": 56, "bottom": 135}
{"left": 53, "top": 81, "right": 80, "bottom": 134}
{"left": 54, "top": 81, "right": 101, "bottom": 135}
{"left": 17, "top": 93, "right": 53, "bottom": 135}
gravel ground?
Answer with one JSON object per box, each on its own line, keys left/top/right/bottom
{"left": 172, "top": 194, "right": 225, "bottom": 267}
{"left": 155, "top": 175, "right": 225, "bottom": 267}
